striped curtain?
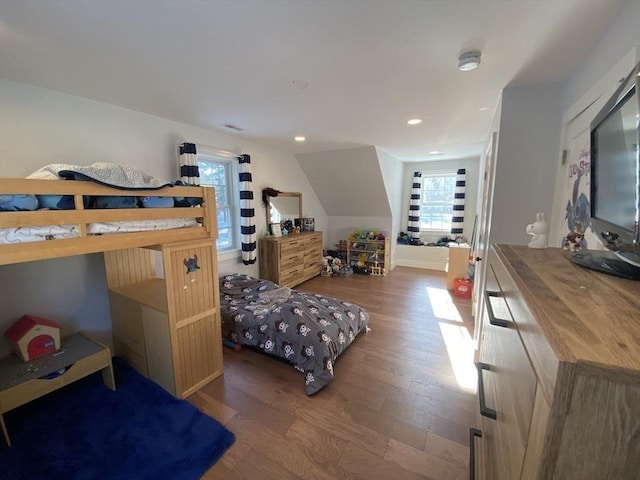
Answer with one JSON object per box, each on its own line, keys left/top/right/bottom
{"left": 407, "top": 171, "right": 422, "bottom": 241}
{"left": 238, "top": 154, "right": 256, "bottom": 265}
{"left": 451, "top": 168, "right": 466, "bottom": 236}
{"left": 179, "top": 143, "right": 200, "bottom": 185}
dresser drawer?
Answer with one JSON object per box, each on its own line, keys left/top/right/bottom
{"left": 280, "top": 264, "right": 304, "bottom": 286}
{"left": 479, "top": 264, "right": 537, "bottom": 480}
{"left": 281, "top": 238, "right": 306, "bottom": 256}
{"left": 303, "top": 261, "right": 323, "bottom": 278}
{"left": 281, "top": 252, "right": 305, "bottom": 270}
{"left": 259, "top": 232, "right": 323, "bottom": 288}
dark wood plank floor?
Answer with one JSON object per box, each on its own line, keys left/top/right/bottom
{"left": 190, "top": 266, "right": 477, "bottom": 480}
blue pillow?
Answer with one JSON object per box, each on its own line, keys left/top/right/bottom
{"left": 140, "top": 196, "right": 174, "bottom": 208}
{"left": 94, "top": 196, "right": 137, "bottom": 209}
{"left": 0, "top": 194, "right": 39, "bottom": 211}
{"left": 37, "top": 195, "right": 91, "bottom": 210}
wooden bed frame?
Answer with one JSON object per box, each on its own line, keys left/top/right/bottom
{"left": 0, "top": 178, "right": 216, "bottom": 265}
{"left": 0, "top": 177, "right": 223, "bottom": 399}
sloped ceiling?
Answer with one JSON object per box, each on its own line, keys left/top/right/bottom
{"left": 296, "top": 147, "right": 391, "bottom": 217}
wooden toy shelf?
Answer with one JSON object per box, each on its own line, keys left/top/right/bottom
{"left": 346, "top": 229, "right": 390, "bottom": 275}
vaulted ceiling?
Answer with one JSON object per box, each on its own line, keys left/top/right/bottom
{"left": 0, "top": 0, "right": 627, "bottom": 161}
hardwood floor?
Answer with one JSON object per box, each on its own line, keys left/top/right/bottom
{"left": 190, "top": 266, "right": 477, "bottom": 480}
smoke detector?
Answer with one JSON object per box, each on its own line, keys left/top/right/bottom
{"left": 458, "top": 50, "right": 481, "bottom": 71}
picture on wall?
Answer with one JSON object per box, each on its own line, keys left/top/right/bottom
{"left": 555, "top": 131, "right": 591, "bottom": 251}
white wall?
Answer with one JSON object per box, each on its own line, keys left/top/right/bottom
{"left": 375, "top": 147, "right": 404, "bottom": 267}
{"left": 548, "top": 0, "right": 639, "bottom": 245}
{"left": 296, "top": 146, "right": 392, "bottom": 217}
{"left": 296, "top": 146, "right": 394, "bottom": 257}
{"left": 0, "top": 79, "right": 326, "bottom": 355}
{"left": 562, "top": 0, "right": 640, "bottom": 112}
{"left": 490, "top": 82, "right": 564, "bottom": 245}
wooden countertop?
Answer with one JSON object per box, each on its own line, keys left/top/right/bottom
{"left": 494, "top": 244, "right": 640, "bottom": 373}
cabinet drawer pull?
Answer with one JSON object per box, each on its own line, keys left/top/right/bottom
{"left": 469, "top": 428, "right": 482, "bottom": 480}
{"left": 477, "top": 362, "right": 497, "bottom": 419}
{"left": 484, "top": 290, "right": 510, "bottom": 327}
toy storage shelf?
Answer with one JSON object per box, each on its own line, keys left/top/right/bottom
{"left": 346, "top": 230, "right": 390, "bottom": 275}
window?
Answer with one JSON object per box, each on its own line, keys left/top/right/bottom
{"left": 197, "top": 150, "right": 239, "bottom": 252}
{"left": 420, "top": 173, "right": 457, "bottom": 231}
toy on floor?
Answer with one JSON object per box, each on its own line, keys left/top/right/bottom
{"left": 222, "top": 340, "right": 242, "bottom": 352}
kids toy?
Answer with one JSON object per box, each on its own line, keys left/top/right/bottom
{"left": 4, "top": 315, "right": 61, "bottom": 361}
{"left": 563, "top": 222, "right": 584, "bottom": 251}
{"left": 222, "top": 339, "right": 242, "bottom": 352}
{"left": 331, "top": 257, "right": 343, "bottom": 274}
{"left": 526, "top": 212, "right": 549, "bottom": 249}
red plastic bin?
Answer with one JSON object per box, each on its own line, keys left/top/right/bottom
{"left": 453, "top": 278, "right": 472, "bottom": 298}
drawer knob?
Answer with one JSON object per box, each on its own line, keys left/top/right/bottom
{"left": 484, "top": 290, "right": 510, "bottom": 327}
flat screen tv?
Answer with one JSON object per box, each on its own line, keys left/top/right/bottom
{"left": 571, "top": 61, "right": 640, "bottom": 280}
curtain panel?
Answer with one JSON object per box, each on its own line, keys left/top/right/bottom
{"left": 238, "top": 154, "right": 256, "bottom": 265}
{"left": 451, "top": 168, "right": 466, "bottom": 236}
{"left": 407, "top": 171, "right": 422, "bottom": 240}
{"left": 179, "top": 143, "right": 200, "bottom": 185}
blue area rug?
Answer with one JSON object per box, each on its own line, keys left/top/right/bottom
{"left": 0, "top": 358, "right": 234, "bottom": 480}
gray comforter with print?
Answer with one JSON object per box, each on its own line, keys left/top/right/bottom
{"left": 219, "top": 274, "right": 369, "bottom": 395}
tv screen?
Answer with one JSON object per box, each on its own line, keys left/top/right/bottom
{"left": 591, "top": 86, "right": 638, "bottom": 233}
{"left": 573, "top": 62, "right": 640, "bottom": 280}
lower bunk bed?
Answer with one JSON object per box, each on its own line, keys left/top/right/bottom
{"left": 219, "top": 273, "right": 370, "bottom": 395}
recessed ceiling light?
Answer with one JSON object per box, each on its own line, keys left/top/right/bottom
{"left": 429, "top": 150, "right": 444, "bottom": 156}
{"left": 407, "top": 118, "right": 422, "bottom": 125}
{"left": 292, "top": 79, "right": 309, "bottom": 89}
{"left": 458, "top": 50, "right": 481, "bottom": 71}
{"left": 294, "top": 136, "right": 306, "bottom": 142}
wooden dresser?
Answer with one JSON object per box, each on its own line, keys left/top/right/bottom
{"left": 259, "top": 231, "right": 323, "bottom": 287}
{"left": 472, "top": 244, "right": 640, "bottom": 480}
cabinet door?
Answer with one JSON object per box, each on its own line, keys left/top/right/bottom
{"left": 175, "top": 314, "right": 223, "bottom": 397}
{"left": 163, "top": 241, "right": 223, "bottom": 398}
{"left": 164, "top": 243, "right": 217, "bottom": 319}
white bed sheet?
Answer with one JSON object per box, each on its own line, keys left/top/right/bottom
{"left": 0, "top": 218, "right": 198, "bottom": 244}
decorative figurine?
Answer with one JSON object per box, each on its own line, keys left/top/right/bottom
{"left": 526, "top": 212, "right": 549, "bottom": 249}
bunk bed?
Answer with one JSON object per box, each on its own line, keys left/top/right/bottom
{"left": 0, "top": 176, "right": 223, "bottom": 400}
{"left": 0, "top": 177, "right": 216, "bottom": 265}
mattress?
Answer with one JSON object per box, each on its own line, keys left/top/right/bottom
{"left": 0, "top": 218, "right": 198, "bottom": 244}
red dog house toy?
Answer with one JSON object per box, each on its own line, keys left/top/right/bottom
{"left": 4, "top": 315, "right": 61, "bottom": 362}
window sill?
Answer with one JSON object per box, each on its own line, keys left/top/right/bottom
{"left": 218, "top": 249, "right": 241, "bottom": 262}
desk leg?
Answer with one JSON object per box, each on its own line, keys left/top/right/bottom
{"left": 1, "top": 413, "right": 11, "bottom": 447}
{"left": 102, "top": 363, "right": 116, "bottom": 391}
